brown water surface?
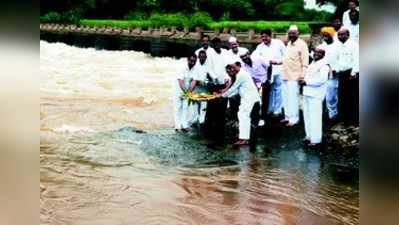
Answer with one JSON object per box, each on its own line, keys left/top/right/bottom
{"left": 40, "top": 41, "right": 359, "bottom": 225}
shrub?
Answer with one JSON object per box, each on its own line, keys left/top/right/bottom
{"left": 149, "top": 13, "right": 190, "bottom": 29}
{"left": 208, "top": 21, "right": 311, "bottom": 33}
{"left": 124, "top": 11, "right": 148, "bottom": 20}
{"left": 190, "top": 12, "right": 213, "bottom": 28}
{"left": 40, "top": 12, "right": 62, "bottom": 23}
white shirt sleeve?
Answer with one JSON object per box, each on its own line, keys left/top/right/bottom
{"left": 343, "top": 10, "right": 351, "bottom": 27}
{"left": 222, "top": 74, "right": 243, "bottom": 98}
{"left": 305, "top": 65, "right": 330, "bottom": 87}
{"left": 351, "top": 42, "right": 359, "bottom": 75}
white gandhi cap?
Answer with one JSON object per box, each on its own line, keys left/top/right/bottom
{"left": 288, "top": 25, "right": 299, "bottom": 31}
{"left": 228, "top": 36, "right": 237, "bottom": 43}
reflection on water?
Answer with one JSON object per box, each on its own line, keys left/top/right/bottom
{"left": 40, "top": 41, "right": 359, "bottom": 225}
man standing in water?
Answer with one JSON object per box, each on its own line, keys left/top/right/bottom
{"left": 174, "top": 54, "right": 199, "bottom": 132}
{"left": 240, "top": 50, "right": 271, "bottom": 127}
{"left": 192, "top": 50, "right": 214, "bottom": 125}
{"left": 253, "top": 29, "right": 286, "bottom": 118}
{"left": 216, "top": 61, "right": 261, "bottom": 146}
{"left": 204, "top": 37, "right": 231, "bottom": 142}
{"left": 299, "top": 46, "right": 330, "bottom": 147}
{"left": 282, "top": 25, "right": 309, "bottom": 127}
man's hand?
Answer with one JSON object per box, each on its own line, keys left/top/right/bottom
{"left": 270, "top": 60, "right": 280, "bottom": 65}
{"left": 298, "top": 78, "right": 306, "bottom": 86}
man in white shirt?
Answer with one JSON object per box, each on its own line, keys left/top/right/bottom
{"left": 342, "top": 0, "right": 359, "bottom": 27}
{"left": 240, "top": 50, "right": 271, "bottom": 126}
{"left": 227, "top": 37, "right": 249, "bottom": 65}
{"left": 336, "top": 27, "right": 359, "bottom": 125}
{"left": 192, "top": 50, "right": 214, "bottom": 125}
{"left": 216, "top": 61, "right": 261, "bottom": 146}
{"left": 320, "top": 27, "right": 340, "bottom": 121}
{"left": 299, "top": 46, "right": 329, "bottom": 147}
{"left": 253, "top": 29, "right": 286, "bottom": 117}
{"left": 174, "top": 54, "right": 199, "bottom": 132}
{"left": 204, "top": 37, "right": 232, "bottom": 142}
{"left": 347, "top": 9, "right": 359, "bottom": 43}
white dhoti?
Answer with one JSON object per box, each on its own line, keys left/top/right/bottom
{"left": 282, "top": 80, "right": 300, "bottom": 124}
{"left": 325, "top": 78, "right": 338, "bottom": 119}
{"left": 174, "top": 96, "right": 190, "bottom": 129}
{"left": 238, "top": 101, "right": 257, "bottom": 140}
{"left": 303, "top": 95, "right": 323, "bottom": 144}
{"left": 268, "top": 74, "right": 283, "bottom": 115}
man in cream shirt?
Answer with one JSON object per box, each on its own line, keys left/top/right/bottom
{"left": 282, "top": 25, "right": 309, "bottom": 126}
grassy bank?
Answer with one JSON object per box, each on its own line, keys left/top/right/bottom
{"left": 79, "top": 19, "right": 314, "bottom": 33}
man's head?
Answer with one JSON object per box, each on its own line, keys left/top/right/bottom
{"left": 349, "top": 9, "right": 359, "bottom": 25}
{"left": 260, "top": 29, "right": 272, "bottom": 45}
{"left": 200, "top": 34, "right": 210, "bottom": 49}
{"left": 187, "top": 54, "right": 197, "bottom": 68}
{"left": 240, "top": 51, "right": 251, "bottom": 65}
{"left": 287, "top": 25, "right": 299, "bottom": 42}
{"left": 348, "top": 0, "right": 358, "bottom": 10}
{"left": 338, "top": 27, "right": 350, "bottom": 43}
{"left": 313, "top": 46, "right": 326, "bottom": 61}
{"left": 198, "top": 50, "right": 207, "bottom": 65}
{"left": 225, "top": 63, "right": 240, "bottom": 78}
{"left": 321, "top": 27, "right": 336, "bottom": 44}
{"left": 332, "top": 18, "right": 342, "bottom": 31}
{"left": 212, "top": 37, "right": 222, "bottom": 52}
{"left": 228, "top": 37, "right": 239, "bottom": 54}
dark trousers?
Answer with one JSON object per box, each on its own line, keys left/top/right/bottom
{"left": 338, "top": 70, "right": 359, "bottom": 125}
{"left": 250, "top": 102, "right": 261, "bottom": 149}
{"left": 204, "top": 98, "right": 228, "bottom": 141}
{"left": 261, "top": 81, "right": 272, "bottom": 120}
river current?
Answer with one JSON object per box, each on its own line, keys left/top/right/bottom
{"left": 40, "top": 41, "right": 359, "bottom": 225}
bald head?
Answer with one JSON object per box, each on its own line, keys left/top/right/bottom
{"left": 338, "top": 27, "right": 350, "bottom": 43}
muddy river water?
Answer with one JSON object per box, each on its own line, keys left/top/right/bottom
{"left": 40, "top": 41, "right": 359, "bottom": 225}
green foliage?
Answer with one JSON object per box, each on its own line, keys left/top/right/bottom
{"left": 124, "top": 11, "right": 148, "bottom": 20}
{"left": 40, "top": 12, "right": 62, "bottom": 23}
{"left": 80, "top": 19, "right": 154, "bottom": 29}
{"left": 190, "top": 12, "right": 213, "bottom": 28}
{"left": 149, "top": 13, "right": 191, "bottom": 29}
{"left": 80, "top": 19, "right": 315, "bottom": 34}
{"left": 208, "top": 21, "right": 311, "bottom": 33}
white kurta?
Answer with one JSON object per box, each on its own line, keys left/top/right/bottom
{"left": 320, "top": 41, "right": 339, "bottom": 119}
{"left": 253, "top": 39, "right": 286, "bottom": 114}
{"left": 347, "top": 23, "right": 359, "bottom": 43}
{"left": 303, "top": 59, "right": 329, "bottom": 144}
{"left": 191, "top": 61, "right": 214, "bottom": 124}
{"left": 211, "top": 48, "right": 231, "bottom": 85}
{"left": 336, "top": 39, "right": 359, "bottom": 76}
{"left": 174, "top": 64, "right": 200, "bottom": 129}
{"left": 222, "top": 69, "right": 261, "bottom": 140}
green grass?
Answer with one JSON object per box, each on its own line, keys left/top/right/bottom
{"left": 79, "top": 19, "right": 317, "bottom": 33}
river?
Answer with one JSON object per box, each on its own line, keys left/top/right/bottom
{"left": 40, "top": 40, "right": 359, "bottom": 225}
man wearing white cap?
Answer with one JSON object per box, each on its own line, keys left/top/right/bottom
{"left": 216, "top": 61, "right": 261, "bottom": 146}
{"left": 298, "top": 46, "right": 329, "bottom": 146}
{"left": 282, "top": 25, "right": 309, "bottom": 126}
{"left": 227, "top": 36, "right": 249, "bottom": 65}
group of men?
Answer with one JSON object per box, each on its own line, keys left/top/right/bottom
{"left": 174, "top": 0, "right": 359, "bottom": 147}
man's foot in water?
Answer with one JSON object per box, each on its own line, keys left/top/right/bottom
{"left": 233, "top": 139, "right": 249, "bottom": 146}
